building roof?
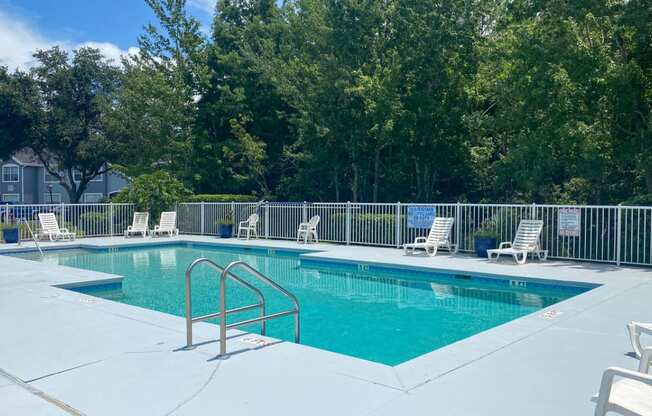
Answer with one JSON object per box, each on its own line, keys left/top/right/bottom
{"left": 11, "top": 149, "right": 43, "bottom": 167}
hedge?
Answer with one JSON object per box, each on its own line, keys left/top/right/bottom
{"left": 186, "top": 194, "right": 258, "bottom": 203}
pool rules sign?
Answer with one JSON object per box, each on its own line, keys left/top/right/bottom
{"left": 558, "top": 208, "right": 581, "bottom": 237}
{"left": 407, "top": 206, "right": 436, "bottom": 229}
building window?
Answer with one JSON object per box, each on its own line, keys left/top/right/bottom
{"left": 1, "top": 194, "right": 20, "bottom": 203}
{"left": 2, "top": 165, "right": 19, "bottom": 183}
{"left": 82, "top": 193, "right": 104, "bottom": 203}
{"left": 43, "top": 193, "right": 62, "bottom": 203}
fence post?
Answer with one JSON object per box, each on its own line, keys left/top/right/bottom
{"left": 346, "top": 201, "right": 351, "bottom": 245}
{"left": 456, "top": 202, "right": 461, "bottom": 250}
{"left": 395, "top": 202, "right": 401, "bottom": 248}
{"left": 109, "top": 203, "right": 114, "bottom": 237}
{"left": 302, "top": 201, "right": 308, "bottom": 223}
{"left": 531, "top": 202, "right": 536, "bottom": 219}
{"left": 60, "top": 202, "right": 65, "bottom": 229}
{"left": 616, "top": 204, "right": 622, "bottom": 266}
{"left": 4, "top": 203, "right": 8, "bottom": 226}
{"left": 200, "top": 201, "right": 205, "bottom": 236}
{"left": 264, "top": 203, "right": 269, "bottom": 239}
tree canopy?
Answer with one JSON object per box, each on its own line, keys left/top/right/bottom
{"left": 1, "top": 0, "right": 650, "bottom": 204}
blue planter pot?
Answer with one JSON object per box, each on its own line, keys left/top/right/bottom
{"left": 217, "top": 224, "right": 233, "bottom": 238}
{"left": 474, "top": 236, "right": 497, "bottom": 258}
{"left": 3, "top": 227, "right": 19, "bottom": 244}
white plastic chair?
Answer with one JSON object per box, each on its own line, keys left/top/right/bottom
{"left": 38, "top": 213, "right": 75, "bottom": 241}
{"left": 238, "top": 213, "right": 259, "bottom": 240}
{"left": 628, "top": 322, "right": 652, "bottom": 359}
{"left": 125, "top": 212, "right": 149, "bottom": 238}
{"left": 151, "top": 212, "right": 178, "bottom": 237}
{"left": 404, "top": 217, "right": 456, "bottom": 256}
{"left": 297, "top": 215, "right": 320, "bottom": 244}
{"left": 592, "top": 347, "right": 652, "bottom": 416}
{"left": 487, "top": 219, "right": 547, "bottom": 264}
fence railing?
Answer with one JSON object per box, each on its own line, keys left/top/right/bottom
{"left": 2, "top": 201, "right": 650, "bottom": 267}
{"left": 177, "top": 202, "right": 652, "bottom": 267}
{"left": 1, "top": 203, "right": 135, "bottom": 240}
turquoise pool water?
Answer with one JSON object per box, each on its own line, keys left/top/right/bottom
{"left": 9, "top": 244, "right": 590, "bottom": 365}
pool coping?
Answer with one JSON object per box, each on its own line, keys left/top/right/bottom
{"left": 1, "top": 235, "right": 645, "bottom": 393}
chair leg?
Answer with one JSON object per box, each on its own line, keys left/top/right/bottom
{"left": 515, "top": 252, "right": 527, "bottom": 265}
{"left": 313, "top": 231, "right": 318, "bottom": 243}
{"left": 628, "top": 322, "right": 644, "bottom": 359}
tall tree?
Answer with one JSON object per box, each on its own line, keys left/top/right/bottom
{"left": 112, "top": 0, "right": 207, "bottom": 183}
{"left": 29, "top": 47, "right": 124, "bottom": 203}
{"left": 0, "top": 67, "right": 38, "bottom": 160}
{"left": 193, "top": 0, "right": 293, "bottom": 197}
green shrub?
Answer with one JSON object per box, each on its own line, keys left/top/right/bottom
{"left": 621, "top": 194, "right": 652, "bottom": 206}
{"left": 112, "top": 171, "right": 191, "bottom": 223}
{"left": 186, "top": 194, "right": 258, "bottom": 203}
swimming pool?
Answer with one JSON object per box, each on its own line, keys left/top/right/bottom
{"left": 9, "top": 243, "right": 591, "bottom": 365}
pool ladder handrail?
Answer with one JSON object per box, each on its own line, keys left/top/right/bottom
{"left": 185, "top": 259, "right": 300, "bottom": 356}
{"left": 18, "top": 218, "right": 43, "bottom": 257}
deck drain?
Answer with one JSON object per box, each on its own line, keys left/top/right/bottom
{"left": 79, "top": 297, "right": 99, "bottom": 304}
{"left": 240, "top": 336, "right": 270, "bottom": 347}
{"left": 541, "top": 309, "right": 562, "bottom": 319}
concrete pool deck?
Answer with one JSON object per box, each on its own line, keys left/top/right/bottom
{"left": 0, "top": 235, "right": 650, "bottom": 415}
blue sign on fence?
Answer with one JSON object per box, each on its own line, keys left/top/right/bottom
{"left": 407, "top": 206, "right": 436, "bottom": 229}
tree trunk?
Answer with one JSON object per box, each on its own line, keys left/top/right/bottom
{"left": 372, "top": 148, "right": 381, "bottom": 203}
{"left": 333, "top": 167, "right": 340, "bottom": 202}
{"left": 351, "top": 163, "right": 359, "bottom": 202}
{"left": 646, "top": 164, "right": 652, "bottom": 194}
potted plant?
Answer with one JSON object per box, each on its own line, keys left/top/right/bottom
{"left": 1, "top": 219, "right": 20, "bottom": 244}
{"left": 471, "top": 220, "right": 499, "bottom": 258}
{"left": 216, "top": 210, "right": 235, "bottom": 238}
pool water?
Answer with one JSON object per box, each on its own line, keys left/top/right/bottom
{"left": 9, "top": 244, "right": 589, "bottom": 365}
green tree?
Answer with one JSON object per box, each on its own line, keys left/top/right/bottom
{"left": 0, "top": 67, "right": 39, "bottom": 160}
{"left": 112, "top": 170, "right": 191, "bottom": 222}
{"left": 193, "top": 0, "right": 293, "bottom": 197}
{"left": 28, "top": 47, "right": 124, "bottom": 203}
{"left": 112, "top": 0, "right": 207, "bottom": 183}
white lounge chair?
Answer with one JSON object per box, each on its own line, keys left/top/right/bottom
{"left": 38, "top": 213, "right": 76, "bottom": 241}
{"left": 297, "top": 215, "right": 320, "bottom": 244}
{"left": 151, "top": 211, "right": 178, "bottom": 237}
{"left": 592, "top": 347, "right": 652, "bottom": 416}
{"left": 487, "top": 219, "right": 547, "bottom": 264}
{"left": 629, "top": 322, "right": 652, "bottom": 359}
{"left": 237, "top": 213, "right": 259, "bottom": 240}
{"left": 125, "top": 212, "right": 149, "bottom": 238}
{"left": 404, "top": 217, "right": 456, "bottom": 256}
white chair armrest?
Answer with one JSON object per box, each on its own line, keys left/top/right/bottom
{"left": 595, "top": 366, "right": 652, "bottom": 414}
{"left": 127, "top": 226, "right": 134, "bottom": 231}
{"left": 498, "top": 242, "right": 512, "bottom": 249}
{"left": 414, "top": 237, "right": 427, "bottom": 243}
{"left": 60, "top": 228, "right": 71, "bottom": 233}
{"left": 239, "top": 221, "right": 248, "bottom": 227}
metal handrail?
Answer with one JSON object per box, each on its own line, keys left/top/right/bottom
{"left": 218, "top": 260, "right": 300, "bottom": 355}
{"left": 185, "top": 258, "right": 266, "bottom": 348}
{"left": 18, "top": 218, "right": 43, "bottom": 257}
{"left": 184, "top": 259, "right": 300, "bottom": 356}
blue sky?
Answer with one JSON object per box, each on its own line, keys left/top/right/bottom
{"left": 0, "top": 0, "right": 215, "bottom": 70}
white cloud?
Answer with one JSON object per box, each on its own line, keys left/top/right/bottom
{"left": 188, "top": 0, "right": 216, "bottom": 14}
{"left": 0, "top": 10, "right": 137, "bottom": 71}
{"left": 0, "top": 10, "right": 51, "bottom": 70}
{"left": 77, "top": 42, "right": 139, "bottom": 64}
